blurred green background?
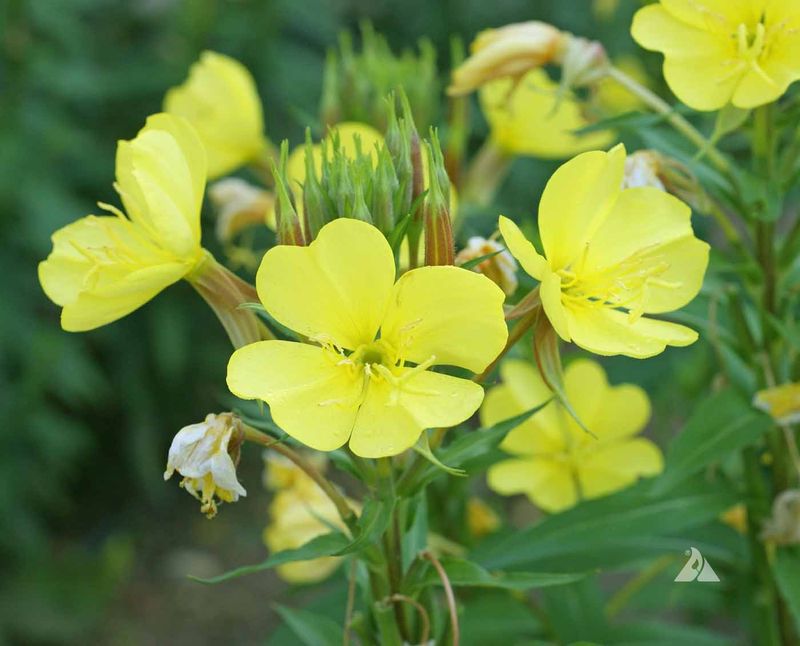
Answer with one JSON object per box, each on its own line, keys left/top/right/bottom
{"left": 2, "top": 0, "right": 710, "bottom": 643}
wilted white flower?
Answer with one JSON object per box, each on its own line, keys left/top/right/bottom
{"left": 209, "top": 177, "right": 275, "bottom": 242}
{"left": 761, "top": 490, "right": 800, "bottom": 545}
{"left": 622, "top": 150, "right": 666, "bottom": 191}
{"left": 164, "top": 412, "right": 246, "bottom": 518}
{"left": 455, "top": 236, "right": 518, "bottom": 295}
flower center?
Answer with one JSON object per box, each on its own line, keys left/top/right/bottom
{"left": 737, "top": 21, "right": 766, "bottom": 62}
{"left": 350, "top": 340, "right": 394, "bottom": 369}
{"left": 556, "top": 244, "right": 681, "bottom": 321}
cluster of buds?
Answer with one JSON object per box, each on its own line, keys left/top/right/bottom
{"left": 321, "top": 22, "right": 439, "bottom": 131}
{"left": 447, "top": 21, "right": 608, "bottom": 99}
{"left": 270, "top": 93, "right": 455, "bottom": 269}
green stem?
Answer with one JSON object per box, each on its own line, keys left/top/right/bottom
{"left": 460, "top": 139, "right": 513, "bottom": 210}
{"left": 604, "top": 65, "right": 731, "bottom": 176}
{"left": 239, "top": 422, "right": 357, "bottom": 528}
{"left": 377, "top": 458, "right": 410, "bottom": 640}
{"left": 742, "top": 447, "right": 782, "bottom": 646}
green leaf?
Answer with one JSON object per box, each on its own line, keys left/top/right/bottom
{"left": 458, "top": 248, "right": 503, "bottom": 270}
{"left": 401, "top": 401, "right": 551, "bottom": 495}
{"left": 412, "top": 432, "right": 466, "bottom": 477}
{"left": 472, "top": 481, "right": 736, "bottom": 572}
{"left": 336, "top": 494, "right": 394, "bottom": 556}
{"left": 571, "top": 109, "right": 665, "bottom": 136}
{"left": 408, "top": 557, "right": 584, "bottom": 592}
{"left": 774, "top": 547, "right": 800, "bottom": 634}
{"left": 273, "top": 605, "right": 342, "bottom": 646}
{"left": 651, "top": 389, "right": 773, "bottom": 494}
{"left": 191, "top": 532, "right": 349, "bottom": 584}
{"left": 709, "top": 104, "right": 751, "bottom": 145}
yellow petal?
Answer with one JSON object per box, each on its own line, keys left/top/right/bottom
{"left": 481, "top": 361, "right": 564, "bottom": 456}
{"left": 583, "top": 187, "right": 709, "bottom": 313}
{"left": 660, "top": 0, "right": 761, "bottom": 32}
{"left": 479, "top": 70, "right": 613, "bottom": 159}
{"left": 732, "top": 63, "right": 796, "bottom": 109}
{"left": 631, "top": 4, "right": 738, "bottom": 110}
{"left": 257, "top": 219, "right": 395, "bottom": 350}
{"left": 540, "top": 267, "right": 571, "bottom": 341}
{"left": 538, "top": 146, "right": 625, "bottom": 270}
{"left": 38, "top": 215, "right": 189, "bottom": 331}
{"left": 497, "top": 216, "right": 546, "bottom": 280}
{"left": 164, "top": 51, "right": 265, "bottom": 179}
{"left": 226, "top": 341, "right": 361, "bottom": 451}
{"left": 115, "top": 113, "right": 206, "bottom": 257}
{"left": 563, "top": 359, "right": 651, "bottom": 440}
{"left": 380, "top": 265, "right": 508, "bottom": 374}
{"left": 487, "top": 457, "right": 578, "bottom": 512}
{"left": 565, "top": 306, "right": 698, "bottom": 358}
{"left": 349, "top": 370, "right": 484, "bottom": 458}
{"left": 578, "top": 437, "right": 663, "bottom": 499}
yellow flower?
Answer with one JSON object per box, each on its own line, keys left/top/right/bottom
{"left": 263, "top": 476, "right": 346, "bottom": 584}
{"left": 164, "top": 413, "right": 246, "bottom": 518}
{"left": 631, "top": 1, "right": 800, "bottom": 110}
{"left": 227, "top": 218, "right": 508, "bottom": 458}
{"left": 499, "top": 145, "right": 709, "bottom": 358}
{"left": 467, "top": 497, "right": 501, "bottom": 538}
{"left": 754, "top": 382, "right": 800, "bottom": 424}
{"left": 483, "top": 359, "right": 663, "bottom": 512}
{"left": 262, "top": 451, "right": 328, "bottom": 491}
{"left": 38, "top": 114, "right": 207, "bottom": 332}
{"left": 455, "top": 236, "right": 518, "bottom": 295}
{"left": 448, "top": 22, "right": 567, "bottom": 96}
{"left": 164, "top": 51, "right": 267, "bottom": 178}
{"left": 480, "top": 69, "right": 613, "bottom": 159}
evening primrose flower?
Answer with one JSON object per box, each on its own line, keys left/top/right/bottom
{"left": 632, "top": 1, "right": 800, "bottom": 110}
{"left": 448, "top": 21, "right": 567, "bottom": 96}
{"left": 499, "top": 145, "right": 709, "bottom": 358}
{"left": 483, "top": 359, "right": 663, "bottom": 512}
{"left": 164, "top": 413, "right": 246, "bottom": 518}
{"left": 227, "top": 218, "right": 508, "bottom": 458}
{"left": 38, "top": 114, "right": 206, "bottom": 332}
{"left": 165, "top": 51, "right": 268, "bottom": 178}
{"left": 480, "top": 69, "right": 613, "bottom": 159}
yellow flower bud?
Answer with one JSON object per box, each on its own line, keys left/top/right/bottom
{"left": 455, "top": 237, "right": 518, "bottom": 296}
{"left": 164, "top": 413, "right": 246, "bottom": 519}
{"left": 754, "top": 383, "right": 800, "bottom": 425}
{"left": 448, "top": 21, "right": 568, "bottom": 96}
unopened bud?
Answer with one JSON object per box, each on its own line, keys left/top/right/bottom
{"left": 271, "top": 141, "right": 306, "bottom": 246}
{"left": 423, "top": 134, "right": 454, "bottom": 266}
{"left": 455, "top": 237, "right": 518, "bottom": 295}
{"left": 164, "top": 412, "right": 246, "bottom": 519}
{"left": 302, "top": 129, "right": 330, "bottom": 240}
{"left": 754, "top": 382, "right": 800, "bottom": 425}
{"left": 320, "top": 50, "right": 341, "bottom": 128}
{"left": 448, "top": 21, "right": 568, "bottom": 96}
{"left": 372, "top": 147, "right": 398, "bottom": 234}
{"left": 209, "top": 178, "right": 275, "bottom": 242}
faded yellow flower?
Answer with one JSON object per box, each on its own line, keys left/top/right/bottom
{"left": 483, "top": 359, "right": 663, "bottom": 512}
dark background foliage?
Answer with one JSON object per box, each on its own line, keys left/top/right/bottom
{"left": 1, "top": 0, "right": 709, "bottom": 643}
